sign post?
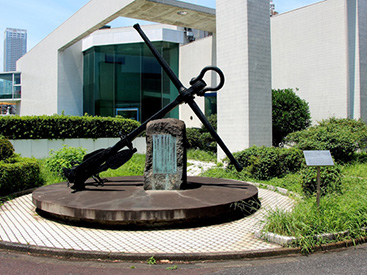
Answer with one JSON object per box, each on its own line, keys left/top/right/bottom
{"left": 303, "top": 150, "right": 334, "bottom": 208}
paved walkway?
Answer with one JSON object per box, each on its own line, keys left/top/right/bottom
{"left": 0, "top": 161, "right": 296, "bottom": 259}
{"left": 0, "top": 187, "right": 294, "bottom": 258}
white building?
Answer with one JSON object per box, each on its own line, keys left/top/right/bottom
{"left": 271, "top": 0, "right": 367, "bottom": 123}
{"left": 10, "top": 0, "right": 367, "bottom": 155}
{"left": 15, "top": 0, "right": 272, "bottom": 159}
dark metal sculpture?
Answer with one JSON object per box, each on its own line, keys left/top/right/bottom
{"left": 63, "top": 24, "right": 242, "bottom": 191}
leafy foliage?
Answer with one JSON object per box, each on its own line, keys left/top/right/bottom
{"left": 0, "top": 115, "right": 140, "bottom": 140}
{"left": 186, "top": 114, "right": 217, "bottom": 152}
{"left": 99, "top": 154, "right": 145, "bottom": 178}
{"left": 45, "top": 145, "right": 86, "bottom": 178}
{"left": 0, "top": 136, "right": 15, "bottom": 160}
{"left": 0, "top": 156, "right": 43, "bottom": 196}
{"left": 186, "top": 128, "right": 203, "bottom": 149}
{"left": 147, "top": 256, "right": 157, "bottom": 265}
{"left": 187, "top": 149, "right": 217, "bottom": 162}
{"left": 272, "top": 88, "right": 311, "bottom": 146}
{"left": 285, "top": 118, "right": 367, "bottom": 163}
{"left": 262, "top": 175, "right": 367, "bottom": 253}
{"left": 231, "top": 146, "right": 304, "bottom": 180}
{"left": 300, "top": 166, "right": 342, "bottom": 197}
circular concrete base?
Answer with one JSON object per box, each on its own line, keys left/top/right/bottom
{"left": 32, "top": 176, "right": 260, "bottom": 228}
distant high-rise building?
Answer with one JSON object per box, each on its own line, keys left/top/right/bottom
{"left": 3, "top": 28, "right": 27, "bottom": 72}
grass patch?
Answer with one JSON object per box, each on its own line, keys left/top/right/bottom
{"left": 99, "top": 154, "right": 145, "bottom": 178}
{"left": 187, "top": 149, "right": 216, "bottom": 162}
{"left": 262, "top": 167, "right": 367, "bottom": 253}
{"left": 38, "top": 154, "right": 146, "bottom": 185}
{"left": 202, "top": 167, "right": 303, "bottom": 194}
{"left": 38, "top": 158, "right": 69, "bottom": 185}
{"left": 203, "top": 161, "right": 367, "bottom": 253}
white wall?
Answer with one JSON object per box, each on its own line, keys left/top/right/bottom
{"left": 82, "top": 25, "right": 185, "bottom": 51}
{"left": 10, "top": 137, "right": 146, "bottom": 159}
{"left": 17, "top": 0, "right": 136, "bottom": 116}
{"left": 57, "top": 41, "right": 84, "bottom": 116}
{"left": 271, "top": 0, "right": 350, "bottom": 123}
{"left": 179, "top": 36, "right": 214, "bottom": 128}
{"left": 16, "top": 33, "right": 59, "bottom": 115}
{"left": 216, "top": 0, "right": 272, "bottom": 160}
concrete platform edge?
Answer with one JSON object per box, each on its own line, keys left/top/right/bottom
{"left": 1, "top": 238, "right": 367, "bottom": 261}
{"left": 0, "top": 239, "right": 301, "bottom": 261}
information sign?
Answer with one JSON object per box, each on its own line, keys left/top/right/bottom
{"left": 303, "top": 150, "right": 334, "bottom": 167}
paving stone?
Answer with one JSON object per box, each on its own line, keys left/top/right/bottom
{"left": 0, "top": 186, "right": 294, "bottom": 254}
{"left": 0, "top": 160, "right": 295, "bottom": 255}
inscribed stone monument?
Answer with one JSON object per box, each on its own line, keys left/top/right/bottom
{"left": 144, "top": 118, "right": 187, "bottom": 190}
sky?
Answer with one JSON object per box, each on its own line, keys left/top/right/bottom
{"left": 0, "top": 0, "right": 321, "bottom": 72}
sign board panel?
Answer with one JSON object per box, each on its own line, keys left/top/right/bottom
{"left": 303, "top": 150, "right": 334, "bottom": 167}
{"left": 152, "top": 134, "right": 177, "bottom": 174}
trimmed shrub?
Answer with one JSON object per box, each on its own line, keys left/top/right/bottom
{"left": 232, "top": 146, "right": 304, "bottom": 180}
{"left": 272, "top": 88, "right": 311, "bottom": 146}
{"left": 186, "top": 114, "right": 217, "bottom": 152}
{"left": 0, "top": 157, "right": 43, "bottom": 196}
{"left": 45, "top": 145, "right": 86, "bottom": 178}
{"left": 300, "top": 166, "right": 342, "bottom": 197}
{"left": 285, "top": 118, "right": 367, "bottom": 163}
{"left": 186, "top": 128, "right": 204, "bottom": 149}
{"left": 0, "top": 115, "right": 140, "bottom": 140}
{"left": 0, "top": 136, "right": 14, "bottom": 160}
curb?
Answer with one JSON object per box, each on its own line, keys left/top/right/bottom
{"left": 0, "top": 240, "right": 301, "bottom": 261}
{"left": 1, "top": 237, "right": 366, "bottom": 261}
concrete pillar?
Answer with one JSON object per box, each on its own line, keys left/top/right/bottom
{"left": 357, "top": 0, "right": 367, "bottom": 122}
{"left": 216, "top": 0, "right": 272, "bottom": 160}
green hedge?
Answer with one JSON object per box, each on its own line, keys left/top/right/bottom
{"left": 232, "top": 146, "right": 304, "bottom": 180}
{"left": 285, "top": 118, "right": 367, "bottom": 163}
{"left": 0, "top": 115, "right": 140, "bottom": 140}
{"left": 0, "top": 157, "right": 43, "bottom": 196}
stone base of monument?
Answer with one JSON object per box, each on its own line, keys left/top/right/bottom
{"left": 32, "top": 176, "right": 260, "bottom": 229}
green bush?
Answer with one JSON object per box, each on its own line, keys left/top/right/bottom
{"left": 232, "top": 146, "right": 304, "bottom": 180}
{"left": 0, "top": 115, "right": 140, "bottom": 140}
{"left": 45, "top": 145, "right": 86, "bottom": 178}
{"left": 0, "top": 157, "right": 43, "bottom": 196}
{"left": 285, "top": 118, "right": 367, "bottom": 163}
{"left": 272, "top": 88, "right": 311, "bottom": 146}
{"left": 186, "top": 114, "right": 217, "bottom": 152}
{"left": 206, "top": 114, "right": 217, "bottom": 131}
{"left": 354, "top": 152, "right": 367, "bottom": 163}
{"left": 300, "top": 166, "right": 342, "bottom": 197}
{"left": 0, "top": 136, "right": 14, "bottom": 160}
{"left": 186, "top": 128, "right": 204, "bottom": 149}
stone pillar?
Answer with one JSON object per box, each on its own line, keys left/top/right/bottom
{"left": 144, "top": 118, "right": 187, "bottom": 190}
{"left": 216, "top": 0, "right": 272, "bottom": 160}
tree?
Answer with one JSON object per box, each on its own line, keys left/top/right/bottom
{"left": 272, "top": 88, "right": 311, "bottom": 146}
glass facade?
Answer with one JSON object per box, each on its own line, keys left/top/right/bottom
{"left": 0, "top": 72, "right": 21, "bottom": 100}
{"left": 83, "top": 42, "right": 179, "bottom": 122}
{"left": 205, "top": 92, "right": 217, "bottom": 117}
